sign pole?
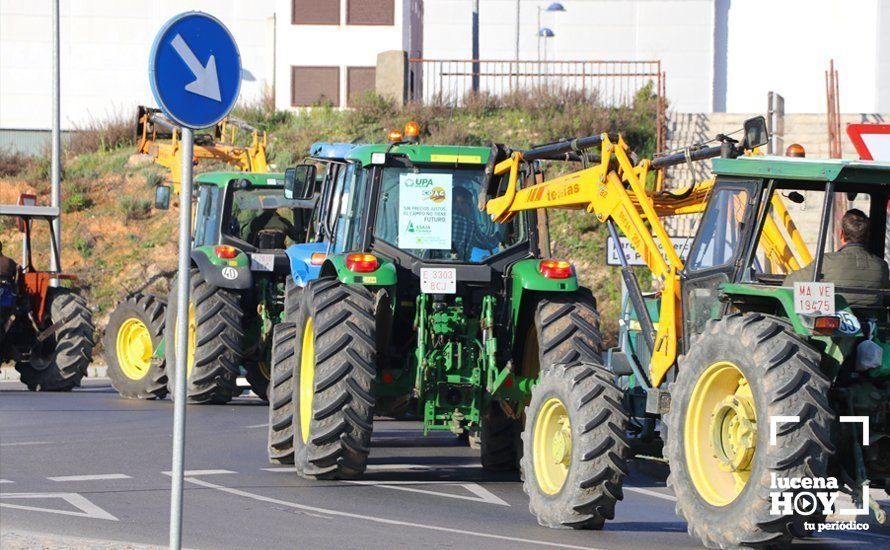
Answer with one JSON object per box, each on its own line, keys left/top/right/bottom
{"left": 169, "top": 126, "right": 194, "bottom": 550}
{"left": 50, "top": 0, "right": 61, "bottom": 284}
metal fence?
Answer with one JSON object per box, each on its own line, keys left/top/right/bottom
{"left": 407, "top": 58, "right": 666, "bottom": 150}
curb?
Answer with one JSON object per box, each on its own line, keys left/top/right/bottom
{"left": 0, "top": 366, "right": 108, "bottom": 381}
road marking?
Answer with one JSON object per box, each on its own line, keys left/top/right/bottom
{"left": 626, "top": 486, "right": 677, "bottom": 501}
{"left": 47, "top": 474, "right": 132, "bottom": 482}
{"left": 245, "top": 423, "right": 268, "bottom": 429}
{"left": 0, "top": 441, "right": 52, "bottom": 447}
{"left": 344, "top": 480, "right": 509, "bottom": 506}
{"left": 366, "top": 463, "right": 477, "bottom": 471}
{"left": 261, "top": 468, "right": 293, "bottom": 473}
{"left": 184, "top": 476, "right": 599, "bottom": 549}
{"left": 0, "top": 479, "right": 13, "bottom": 484}
{"left": 162, "top": 469, "right": 236, "bottom": 476}
{"left": 0, "top": 492, "right": 118, "bottom": 521}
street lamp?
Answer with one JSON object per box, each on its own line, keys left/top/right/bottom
{"left": 537, "top": 28, "right": 555, "bottom": 62}
{"left": 537, "top": 2, "right": 565, "bottom": 61}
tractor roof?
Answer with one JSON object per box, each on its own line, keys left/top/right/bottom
{"left": 309, "top": 142, "right": 362, "bottom": 160}
{"left": 345, "top": 143, "right": 490, "bottom": 166}
{"left": 712, "top": 155, "right": 890, "bottom": 185}
{"left": 195, "top": 171, "right": 284, "bottom": 188}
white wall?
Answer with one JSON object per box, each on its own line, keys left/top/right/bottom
{"left": 422, "top": 0, "right": 716, "bottom": 112}
{"left": 0, "top": 0, "right": 275, "bottom": 130}
{"left": 273, "top": 0, "right": 407, "bottom": 110}
{"left": 725, "top": 0, "right": 883, "bottom": 113}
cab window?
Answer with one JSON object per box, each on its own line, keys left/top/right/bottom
{"left": 687, "top": 187, "right": 750, "bottom": 271}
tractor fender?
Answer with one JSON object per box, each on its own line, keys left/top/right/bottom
{"left": 320, "top": 254, "right": 397, "bottom": 287}
{"left": 285, "top": 242, "right": 327, "bottom": 287}
{"left": 190, "top": 247, "right": 252, "bottom": 290}
{"left": 508, "top": 258, "right": 579, "bottom": 328}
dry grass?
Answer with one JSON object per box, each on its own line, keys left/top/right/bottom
{"left": 68, "top": 113, "right": 133, "bottom": 156}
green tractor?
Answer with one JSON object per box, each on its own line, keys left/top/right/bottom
{"left": 267, "top": 136, "right": 629, "bottom": 526}
{"left": 103, "top": 171, "right": 315, "bottom": 403}
{"left": 484, "top": 121, "right": 890, "bottom": 546}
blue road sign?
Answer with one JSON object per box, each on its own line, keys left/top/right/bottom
{"left": 149, "top": 12, "right": 241, "bottom": 129}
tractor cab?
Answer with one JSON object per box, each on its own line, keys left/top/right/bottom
{"left": 680, "top": 154, "right": 890, "bottom": 381}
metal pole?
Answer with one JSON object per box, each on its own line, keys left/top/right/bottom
{"left": 50, "top": 0, "right": 61, "bottom": 283}
{"left": 169, "top": 127, "right": 194, "bottom": 550}
{"left": 514, "top": 0, "right": 520, "bottom": 61}
{"left": 471, "top": 0, "right": 480, "bottom": 94}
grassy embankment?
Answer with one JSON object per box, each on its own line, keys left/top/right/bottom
{"left": 0, "top": 88, "right": 660, "bottom": 342}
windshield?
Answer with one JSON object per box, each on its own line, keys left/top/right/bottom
{"left": 225, "top": 188, "right": 309, "bottom": 249}
{"left": 373, "top": 166, "right": 526, "bottom": 263}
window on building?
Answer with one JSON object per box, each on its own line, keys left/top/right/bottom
{"left": 291, "top": 67, "right": 340, "bottom": 107}
{"left": 347, "top": 0, "right": 393, "bottom": 26}
{"left": 347, "top": 67, "right": 376, "bottom": 106}
{"left": 292, "top": 0, "right": 340, "bottom": 25}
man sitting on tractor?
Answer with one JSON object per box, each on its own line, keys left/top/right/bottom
{"left": 451, "top": 186, "right": 498, "bottom": 260}
{"left": 784, "top": 208, "right": 889, "bottom": 307}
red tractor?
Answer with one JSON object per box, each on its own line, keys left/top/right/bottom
{"left": 0, "top": 198, "right": 93, "bottom": 390}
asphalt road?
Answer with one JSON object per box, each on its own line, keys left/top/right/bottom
{"left": 1, "top": 378, "right": 889, "bottom": 550}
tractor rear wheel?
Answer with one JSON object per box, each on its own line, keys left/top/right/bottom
{"left": 291, "top": 277, "right": 376, "bottom": 479}
{"left": 17, "top": 288, "right": 94, "bottom": 391}
{"left": 103, "top": 293, "right": 167, "bottom": 399}
{"left": 164, "top": 268, "right": 244, "bottom": 404}
{"left": 488, "top": 289, "right": 603, "bottom": 471}
{"left": 664, "top": 313, "right": 834, "bottom": 548}
{"left": 267, "top": 322, "right": 296, "bottom": 464}
{"left": 521, "top": 361, "right": 629, "bottom": 529}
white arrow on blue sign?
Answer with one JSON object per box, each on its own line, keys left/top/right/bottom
{"left": 149, "top": 12, "right": 241, "bottom": 129}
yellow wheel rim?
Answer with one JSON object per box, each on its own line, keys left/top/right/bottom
{"left": 533, "top": 397, "right": 572, "bottom": 495}
{"left": 684, "top": 361, "right": 757, "bottom": 506}
{"left": 299, "top": 318, "right": 315, "bottom": 443}
{"left": 115, "top": 318, "right": 153, "bottom": 380}
{"left": 173, "top": 303, "right": 197, "bottom": 380}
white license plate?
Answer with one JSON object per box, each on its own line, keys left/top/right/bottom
{"left": 420, "top": 268, "right": 456, "bottom": 294}
{"left": 250, "top": 253, "right": 275, "bottom": 272}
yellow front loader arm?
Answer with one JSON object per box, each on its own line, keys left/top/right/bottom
{"left": 136, "top": 107, "right": 269, "bottom": 193}
{"left": 486, "top": 134, "right": 810, "bottom": 386}
{"left": 488, "top": 136, "right": 683, "bottom": 386}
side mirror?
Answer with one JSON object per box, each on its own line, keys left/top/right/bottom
{"left": 284, "top": 164, "right": 316, "bottom": 200}
{"left": 154, "top": 185, "right": 171, "bottom": 210}
{"left": 742, "top": 116, "right": 769, "bottom": 150}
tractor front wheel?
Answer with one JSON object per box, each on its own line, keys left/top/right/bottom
{"left": 521, "top": 361, "right": 629, "bottom": 529}
{"left": 267, "top": 322, "right": 297, "bottom": 464}
{"left": 664, "top": 313, "right": 834, "bottom": 548}
{"left": 164, "top": 268, "right": 244, "bottom": 404}
{"left": 17, "top": 288, "right": 94, "bottom": 391}
{"left": 103, "top": 293, "right": 167, "bottom": 399}
{"left": 291, "top": 277, "right": 376, "bottom": 479}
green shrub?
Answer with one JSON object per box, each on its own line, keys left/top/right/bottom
{"left": 120, "top": 197, "right": 152, "bottom": 221}
{"left": 144, "top": 170, "right": 165, "bottom": 188}
{"left": 72, "top": 232, "right": 95, "bottom": 259}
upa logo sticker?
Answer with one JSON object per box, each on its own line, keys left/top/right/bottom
{"left": 426, "top": 186, "right": 447, "bottom": 203}
{"left": 398, "top": 173, "right": 453, "bottom": 250}
{"left": 221, "top": 267, "right": 238, "bottom": 280}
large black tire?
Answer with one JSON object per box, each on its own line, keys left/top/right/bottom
{"left": 268, "top": 322, "right": 297, "bottom": 464}
{"left": 482, "top": 289, "right": 603, "bottom": 471}
{"left": 103, "top": 293, "right": 167, "bottom": 399}
{"left": 17, "top": 288, "right": 94, "bottom": 391}
{"left": 664, "top": 313, "right": 834, "bottom": 549}
{"left": 292, "top": 277, "right": 376, "bottom": 479}
{"left": 521, "top": 361, "right": 629, "bottom": 529}
{"left": 164, "top": 268, "right": 244, "bottom": 404}
{"left": 244, "top": 348, "right": 271, "bottom": 401}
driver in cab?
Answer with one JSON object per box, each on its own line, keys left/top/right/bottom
{"left": 783, "top": 209, "right": 889, "bottom": 307}
{"left": 451, "top": 186, "right": 497, "bottom": 259}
